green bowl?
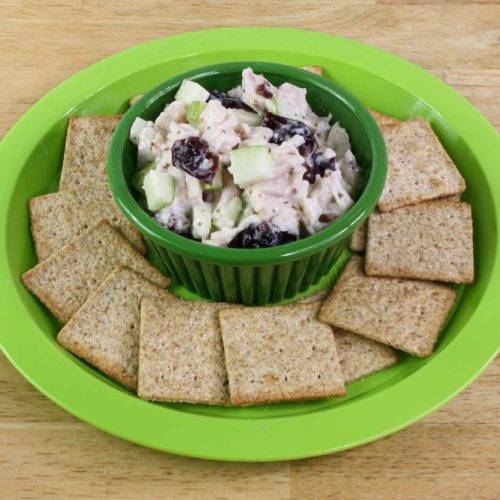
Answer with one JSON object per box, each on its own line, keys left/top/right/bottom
{"left": 108, "top": 62, "right": 387, "bottom": 305}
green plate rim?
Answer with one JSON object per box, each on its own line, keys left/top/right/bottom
{"left": 1, "top": 27, "right": 499, "bottom": 462}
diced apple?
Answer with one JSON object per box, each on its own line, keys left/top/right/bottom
{"left": 175, "top": 80, "right": 210, "bottom": 104}
{"left": 185, "top": 174, "right": 203, "bottom": 199}
{"left": 187, "top": 100, "right": 207, "bottom": 125}
{"left": 132, "top": 160, "right": 156, "bottom": 194}
{"left": 229, "top": 146, "right": 276, "bottom": 188}
{"left": 143, "top": 170, "right": 176, "bottom": 212}
{"left": 129, "top": 117, "right": 148, "bottom": 145}
{"left": 326, "top": 123, "right": 351, "bottom": 159}
{"left": 213, "top": 196, "right": 243, "bottom": 230}
{"left": 265, "top": 97, "right": 279, "bottom": 114}
{"left": 191, "top": 202, "right": 212, "bottom": 240}
{"left": 232, "top": 109, "right": 262, "bottom": 126}
{"left": 202, "top": 167, "right": 223, "bottom": 192}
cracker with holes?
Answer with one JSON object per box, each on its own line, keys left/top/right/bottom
{"left": 219, "top": 303, "right": 345, "bottom": 405}
{"left": 57, "top": 267, "right": 168, "bottom": 390}
{"left": 22, "top": 220, "right": 169, "bottom": 323}
{"left": 138, "top": 295, "right": 230, "bottom": 405}
{"left": 319, "top": 256, "right": 457, "bottom": 357}
{"left": 366, "top": 201, "right": 474, "bottom": 284}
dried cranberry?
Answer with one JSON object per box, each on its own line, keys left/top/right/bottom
{"left": 262, "top": 112, "right": 316, "bottom": 157}
{"left": 279, "top": 231, "right": 298, "bottom": 245}
{"left": 207, "top": 90, "right": 255, "bottom": 112}
{"left": 171, "top": 136, "right": 219, "bottom": 184}
{"left": 262, "top": 113, "right": 335, "bottom": 184}
{"left": 256, "top": 82, "right": 275, "bottom": 99}
{"left": 302, "top": 152, "right": 336, "bottom": 183}
{"left": 228, "top": 222, "right": 297, "bottom": 249}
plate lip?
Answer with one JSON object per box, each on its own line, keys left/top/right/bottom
{"left": 0, "top": 27, "right": 499, "bottom": 462}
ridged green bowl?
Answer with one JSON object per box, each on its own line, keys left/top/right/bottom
{"left": 108, "top": 62, "right": 387, "bottom": 304}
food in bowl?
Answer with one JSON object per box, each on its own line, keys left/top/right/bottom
{"left": 129, "top": 68, "right": 362, "bottom": 248}
{"left": 109, "top": 61, "right": 387, "bottom": 304}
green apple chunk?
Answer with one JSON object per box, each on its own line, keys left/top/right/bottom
{"left": 229, "top": 146, "right": 276, "bottom": 188}
{"left": 266, "top": 97, "right": 279, "bottom": 114}
{"left": 175, "top": 80, "right": 210, "bottom": 104}
{"left": 185, "top": 174, "right": 203, "bottom": 199}
{"left": 232, "top": 109, "right": 262, "bottom": 126}
{"left": 187, "top": 100, "right": 207, "bottom": 125}
{"left": 213, "top": 196, "right": 243, "bottom": 229}
{"left": 132, "top": 160, "right": 156, "bottom": 195}
{"left": 202, "top": 167, "right": 223, "bottom": 192}
{"left": 191, "top": 202, "right": 213, "bottom": 240}
{"left": 326, "top": 122, "right": 351, "bottom": 159}
{"left": 143, "top": 169, "right": 176, "bottom": 212}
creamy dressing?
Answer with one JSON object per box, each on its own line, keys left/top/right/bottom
{"left": 200, "top": 100, "right": 241, "bottom": 163}
{"left": 129, "top": 68, "right": 361, "bottom": 247}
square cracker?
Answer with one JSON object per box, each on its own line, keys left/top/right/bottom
{"left": 138, "top": 295, "right": 230, "bottom": 405}
{"left": 301, "top": 301, "right": 398, "bottom": 383}
{"left": 303, "top": 65, "right": 323, "bottom": 76}
{"left": 441, "top": 194, "right": 461, "bottom": 202}
{"left": 350, "top": 195, "right": 462, "bottom": 253}
{"left": 369, "top": 110, "right": 401, "bottom": 127}
{"left": 333, "top": 328, "right": 398, "bottom": 383}
{"left": 377, "top": 118, "right": 465, "bottom": 212}
{"left": 22, "top": 220, "right": 169, "bottom": 323}
{"left": 366, "top": 201, "right": 474, "bottom": 284}
{"left": 318, "top": 256, "right": 457, "bottom": 357}
{"left": 219, "top": 303, "right": 345, "bottom": 406}
{"left": 57, "top": 267, "right": 168, "bottom": 390}
{"left": 29, "top": 181, "right": 145, "bottom": 260}
{"left": 349, "top": 220, "right": 368, "bottom": 253}
{"left": 59, "top": 115, "right": 122, "bottom": 190}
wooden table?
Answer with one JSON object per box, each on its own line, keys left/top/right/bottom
{"left": 1, "top": 1, "right": 499, "bottom": 498}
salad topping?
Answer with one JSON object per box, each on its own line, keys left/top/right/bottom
{"left": 129, "top": 68, "right": 361, "bottom": 247}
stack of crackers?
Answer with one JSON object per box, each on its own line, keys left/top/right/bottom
{"left": 29, "top": 116, "right": 145, "bottom": 260}
{"left": 340, "top": 112, "right": 474, "bottom": 356}
{"left": 21, "top": 109, "right": 473, "bottom": 407}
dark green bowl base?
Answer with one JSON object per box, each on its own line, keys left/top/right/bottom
{"left": 147, "top": 238, "right": 348, "bottom": 305}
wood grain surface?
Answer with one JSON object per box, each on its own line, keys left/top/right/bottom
{"left": 1, "top": 1, "right": 499, "bottom": 498}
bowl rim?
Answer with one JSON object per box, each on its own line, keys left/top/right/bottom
{"left": 108, "top": 61, "right": 387, "bottom": 265}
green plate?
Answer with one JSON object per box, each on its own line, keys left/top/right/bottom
{"left": 0, "top": 28, "right": 499, "bottom": 462}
